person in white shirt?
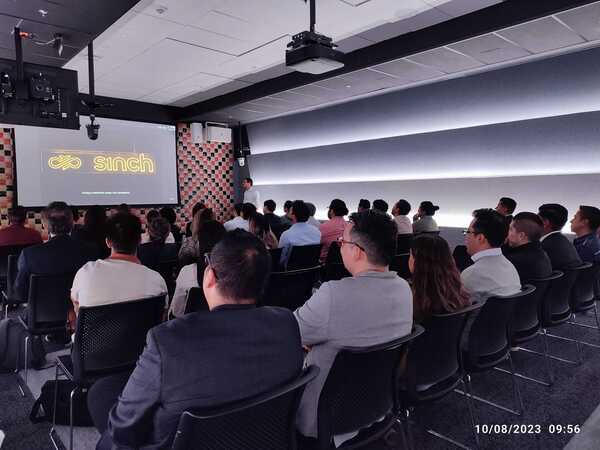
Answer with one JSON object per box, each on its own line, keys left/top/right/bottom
{"left": 392, "top": 199, "right": 412, "bottom": 234}
{"left": 71, "top": 212, "right": 168, "bottom": 313}
{"left": 223, "top": 203, "right": 249, "bottom": 232}
{"left": 278, "top": 200, "right": 321, "bottom": 266}
{"left": 242, "top": 177, "right": 260, "bottom": 208}
{"left": 461, "top": 208, "right": 520, "bottom": 304}
{"left": 141, "top": 209, "right": 174, "bottom": 244}
{"left": 305, "top": 202, "right": 321, "bottom": 229}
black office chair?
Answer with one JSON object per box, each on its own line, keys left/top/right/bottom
{"left": 262, "top": 266, "right": 321, "bottom": 310}
{"left": 0, "top": 244, "right": 30, "bottom": 291}
{"left": 317, "top": 327, "right": 424, "bottom": 450}
{"left": 16, "top": 272, "right": 75, "bottom": 396}
{"left": 322, "top": 242, "right": 350, "bottom": 282}
{"left": 184, "top": 287, "right": 209, "bottom": 314}
{"left": 157, "top": 258, "right": 180, "bottom": 300}
{"left": 568, "top": 262, "right": 600, "bottom": 337}
{"left": 460, "top": 286, "right": 536, "bottom": 417}
{"left": 171, "top": 366, "right": 319, "bottom": 450}
{"left": 2, "top": 254, "right": 22, "bottom": 318}
{"left": 396, "top": 234, "right": 413, "bottom": 254}
{"left": 397, "top": 303, "right": 482, "bottom": 450}
{"left": 287, "top": 244, "right": 322, "bottom": 271}
{"left": 50, "top": 295, "right": 166, "bottom": 450}
{"left": 269, "top": 248, "right": 283, "bottom": 272}
{"left": 390, "top": 253, "right": 410, "bottom": 280}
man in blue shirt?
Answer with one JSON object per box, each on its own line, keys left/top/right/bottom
{"left": 571, "top": 205, "right": 600, "bottom": 263}
{"left": 279, "top": 200, "right": 321, "bottom": 266}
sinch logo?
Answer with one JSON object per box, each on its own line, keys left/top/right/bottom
{"left": 47, "top": 152, "right": 155, "bottom": 174}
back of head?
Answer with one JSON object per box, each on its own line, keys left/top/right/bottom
{"left": 43, "top": 201, "right": 73, "bottom": 235}
{"left": 233, "top": 203, "right": 244, "bottom": 216}
{"left": 8, "top": 206, "right": 27, "bottom": 225}
{"left": 106, "top": 212, "right": 142, "bottom": 254}
{"left": 395, "top": 199, "right": 411, "bottom": 216}
{"left": 72, "top": 207, "right": 80, "bottom": 223}
{"left": 499, "top": 197, "right": 517, "bottom": 215}
{"left": 420, "top": 201, "right": 439, "bottom": 216}
{"left": 241, "top": 203, "right": 257, "bottom": 220}
{"left": 197, "top": 220, "right": 226, "bottom": 255}
{"left": 538, "top": 203, "right": 568, "bottom": 231}
{"left": 159, "top": 207, "right": 177, "bottom": 225}
{"left": 264, "top": 199, "right": 276, "bottom": 213}
{"left": 283, "top": 200, "right": 293, "bottom": 212}
{"left": 249, "top": 212, "right": 270, "bottom": 237}
{"left": 410, "top": 234, "right": 469, "bottom": 317}
{"left": 148, "top": 217, "right": 171, "bottom": 242}
{"left": 329, "top": 199, "right": 348, "bottom": 217}
{"left": 210, "top": 229, "right": 270, "bottom": 302}
{"left": 349, "top": 210, "right": 397, "bottom": 266}
{"left": 192, "top": 208, "right": 216, "bottom": 238}
{"left": 373, "top": 199, "right": 389, "bottom": 213}
{"left": 306, "top": 202, "right": 317, "bottom": 217}
{"left": 358, "top": 199, "right": 370, "bottom": 210}
{"left": 579, "top": 205, "right": 600, "bottom": 232}
{"left": 291, "top": 200, "right": 310, "bottom": 223}
{"left": 83, "top": 205, "right": 107, "bottom": 232}
{"left": 146, "top": 209, "right": 160, "bottom": 223}
{"left": 472, "top": 208, "right": 508, "bottom": 247}
{"left": 191, "top": 202, "right": 206, "bottom": 218}
{"left": 512, "top": 212, "right": 544, "bottom": 242}
{"left": 117, "top": 203, "right": 131, "bottom": 214}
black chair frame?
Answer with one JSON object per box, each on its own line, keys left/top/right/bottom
{"left": 2, "top": 254, "right": 22, "bottom": 318}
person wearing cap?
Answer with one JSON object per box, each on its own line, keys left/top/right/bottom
{"left": 319, "top": 199, "right": 348, "bottom": 261}
{"left": 412, "top": 201, "right": 440, "bottom": 233}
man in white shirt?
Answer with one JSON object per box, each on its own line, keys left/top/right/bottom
{"left": 278, "top": 200, "right": 321, "bottom": 266}
{"left": 223, "top": 203, "right": 249, "bottom": 232}
{"left": 71, "top": 212, "right": 167, "bottom": 313}
{"left": 242, "top": 177, "right": 260, "bottom": 208}
{"left": 462, "top": 208, "right": 520, "bottom": 304}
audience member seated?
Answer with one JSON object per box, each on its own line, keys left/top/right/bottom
{"left": 306, "top": 202, "right": 321, "bottom": 228}
{"left": 372, "top": 199, "right": 389, "bottom": 215}
{"left": 72, "top": 205, "right": 110, "bottom": 258}
{"left": 242, "top": 177, "right": 260, "bottom": 208}
{"left": 392, "top": 199, "right": 412, "bottom": 235}
{"left": 461, "top": 208, "right": 520, "bottom": 304}
{"left": 280, "top": 200, "right": 294, "bottom": 227}
{"left": 0, "top": 206, "right": 42, "bottom": 247}
{"left": 502, "top": 212, "right": 552, "bottom": 283}
{"left": 409, "top": 234, "right": 470, "bottom": 323}
{"left": 538, "top": 203, "right": 582, "bottom": 270}
{"left": 412, "top": 201, "right": 440, "bottom": 233}
{"left": 223, "top": 203, "right": 248, "bottom": 231}
{"left": 278, "top": 200, "right": 321, "bottom": 266}
{"left": 495, "top": 196, "right": 517, "bottom": 224}
{"left": 570, "top": 205, "right": 600, "bottom": 264}
{"left": 138, "top": 217, "right": 179, "bottom": 271}
{"left": 170, "top": 221, "right": 226, "bottom": 318}
{"left": 319, "top": 199, "right": 348, "bottom": 262}
{"left": 294, "top": 210, "right": 412, "bottom": 440}
{"left": 71, "top": 207, "right": 83, "bottom": 232}
{"left": 71, "top": 213, "right": 167, "bottom": 313}
{"left": 141, "top": 210, "right": 175, "bottom": 244}
{"left": 248, "top": 213, "right": 278, "bottom": 250}
{"left": 179, "top": 208, "right": 215, "bottom": 266}
{"left": 357, "top": 198, "right": 370, "bottom": 213}
{"left": 241, "top": 202, "right": 257, "bottom": 224}
{"left": 263, "top": 199, "right": 284, "bottom": 237}
{"left": 185, "top": 202, "right": 206, "bottom": 237}
{"left": 160, "top": 207, "right": 182, "bottom": 244}
{"left": 15, "top": 201, "right": 99, "bottom": 303}
{"left": 90, "top": 230, "right": 303, "bottom": 449}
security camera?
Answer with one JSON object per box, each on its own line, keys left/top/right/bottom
{"left": 237, "top": 156, "right": 246, "bottom": 167}
{"left": 86, "top": 115, "right": 100, "bottom": 140}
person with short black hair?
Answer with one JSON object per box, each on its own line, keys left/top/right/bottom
{"left": 294, "top": 210, "right": 412, "bottom": 441}
{"left": 223, "top": 203, "right": 248, "bottom": 232}
{"left": 412, "top": 201, "right": 439, "bottom": 233}
{"left": 241, "top": 202, "right": 257, "bottom": 220}
{"left": 263, "top": 199, "right": 283, "bottom": 238}
{"left": 461, "top": 208, "right": 520, "bottom": 304}
{"left": 92, "top": 230, "right": 302, "bottom": 450}
{"left": 319, "top": 199, "right": 348, "bottom": 261}
{"left": 496, "top": 197, "right": 517, "bottom": 220}
{"left": 538, "top": 203, "right": 582, "bottom": 270}
{"left": 392, "top": 199, "right": 412, "bottom": 234}
{"left": 72, "top": 205, "right": 110, "bottom": 258}
{"left": 357, "top": 199, "right": 370, "bottom": 213}
{"left": 570, "top": 205, "right": 600, "bottom": 263}
{"left": 160, "top": 207, "right": 182, "bottom": 244}
{"left": 280, "top": 200, "right": 294, "bottom": 227}
{"left": 0, "top": 205, "right": 42, "bottom": 246}
{"left": 138, "top": 217, "right": 179, "bottom": 271}
{"left": 305, "top": 202, "right": 321, "bottom": 228}
{"left": 372, "top": 199, "right": 389, "bottom": 214}
{"left": 503, "top": 212, "right": 552, "bottom": 283}
{"left": 242, "top": 177, "right": 260, "bottom": 208}
{"left": 278, "top": 200, "right": 321, "bottom": 266}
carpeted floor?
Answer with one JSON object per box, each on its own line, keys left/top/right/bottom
{"left": 2, "top": 310, "right": 600, "bottom": 450}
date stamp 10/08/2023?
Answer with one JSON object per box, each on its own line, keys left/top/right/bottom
{"left": 475, "top": 424, "right": 581, "bottom": 435}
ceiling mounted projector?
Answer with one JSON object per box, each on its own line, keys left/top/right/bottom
{"left": 286, "top": 0, "right": 345, "bottom": 74}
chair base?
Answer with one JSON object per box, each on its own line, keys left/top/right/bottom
{"left": 493, "top": 366, "right": 552, "bottom": 387}
{"left": 518, "top": 346, "right": 579, "bottom": 365}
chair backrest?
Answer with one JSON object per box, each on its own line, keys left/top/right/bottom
{"left": 390, "top": 253, "right": 411, "bottom": 280}
{"left": 540, "top": 268, "right": 576, "bottom": 325}
{"left": 261, "top": 266, "right": 321, "bottom": 310}
{"left": 184, "top": 287, "right": 209, "bottom": 314}
{"left": 72, "top": 295, "right": 165, "bottom": 381}
{"left": 570, "top": 262, "right": 598, "bottom": 310}
{"left": 405, "top": 303, "right": 482, "bottom": 389}
{"left": 463, "top": 286, "right": 536, "bottom": 369}
{"left": 322, "top": 242, "right": 350, "bottom": 282}
{"left": 5, "top": 254, "right": 19, "bottom": 299}
{"left": 27, "top": 272, "right": 76, "bottom": 333}
{"left": 317, "top": 327, "right": 424, "bottom": 448}
{"left": 396, "top": 234, "right": 413, "bottom": 254}
{"left": 171, "top": 366, "right": 319, "bottom": 450}
{"left": 269, "top": 248, "right": 283, "bottom": 272}
{"left": 0, "top": 244, "right": 30, "bottom": 272}
{"left": 286, "top": 244, "right": 322, "bottom": 271}
{"left": 512, "top": 276, "right": 552, "bottom": 337}
{"left": 157, "top": 258, "right": 179, "bottom": 298}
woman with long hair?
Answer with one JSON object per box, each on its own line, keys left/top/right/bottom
{"left": 249, "top": 212, "right": 278, "bottom": 249}
{"left": 409, "top": 234, "right": 470, "bottom": 322}
{"left": 72, "top": 205, "right": 110, "bottom": 258}
{"left": 178, "top": 208, "right": 215, "bottom": 265}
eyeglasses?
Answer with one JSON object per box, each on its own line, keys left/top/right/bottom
{"left": 337, "top": 236, "right": 365, "bottom": 252}
{"left": 204, "top": 253, "right": 218, "bottom": 279}
{"left": 462, "top": 229, "right": 479, "bottom": 236}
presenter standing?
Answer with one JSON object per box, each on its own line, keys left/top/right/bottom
{"left": 242, "top": 177, "right": 260, "bottom": 209}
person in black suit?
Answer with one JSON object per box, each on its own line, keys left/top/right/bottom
{"left": 15, "top": 201, "right": 100, "bottom": 303}
{"left": 538, "top": 203, "right": 582, "bottom": 270}
{"left": 495, "top": 196, "right": 517, "bottom": 225}
{"left": 138, "top": 217, "right": 179, "bottom": 270}
{"left": 263, "top": 199, "right": 284, "bottom": 238}
{"left": 88, "top": 229, "right": 303, "bottom": 450}
{"left": 502, "top": 212, "right": 552, "bottom": 283}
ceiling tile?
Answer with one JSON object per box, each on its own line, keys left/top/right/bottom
{"left": 407, "top": 47, "right": 484, "bottom": 73}
{"left": 215, "top": 35, "right": 290, "bottom": 79}
{"left": 497, "top": 17, "right": 585, "bottom": 54}
{"left": 401, "top": 7, "right": 451, "bottom": 30}
{"left": 433, "top": 0, "right": 503, "bottom": 18}
{"left": 169, "top": 25, "right": 257, "bottom": 56}
{"left": 236, "top": 64, "right": 294, "bottom": 83}
{"left": 289, "top": 84, "right": 343, "bottom": 99}
{"left": 170, "top": 79, "right": 252, "bottom": 107}
{"left": 448, "top": 33, "right": 531, "bottom": 64}
{"left": 269, "top": 91, "right": 322, "bottom": 106}
{"left": 371, "top": 58, "right": 444, "bottom": 82}
{"left": 556, "top": 2, "right": 600, "bottom": 42}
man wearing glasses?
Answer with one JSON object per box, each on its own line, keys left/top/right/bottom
{"left": 462, "top": 208, "right": 521, "bottom": 304}
{"left": 294, "top": 210, "right": 412, "bottom": 443}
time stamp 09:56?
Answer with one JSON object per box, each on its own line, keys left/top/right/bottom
{"left": 475, "top": 424, "right": 581, "bottom": 435}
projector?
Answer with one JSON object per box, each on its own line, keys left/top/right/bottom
{"left": 286, "top": 31, "right": 345, "bottom": 75}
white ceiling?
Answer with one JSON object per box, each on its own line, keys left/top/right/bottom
{"left": 65, "top": 0, "right": 498, "bottom": 105}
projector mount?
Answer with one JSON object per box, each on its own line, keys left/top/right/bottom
{"left": 287, "top": 0, "right": 339, "bottom": 52}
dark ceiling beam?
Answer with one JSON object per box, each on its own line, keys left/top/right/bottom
{"left": 178, "top": 0, "right": 599, "bottom": 122}
{"left": 79, "top": 94, "right": 181, "bottom": 125}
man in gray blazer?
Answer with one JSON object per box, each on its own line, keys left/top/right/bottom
{"left": 462, "top": 208, "right": 521, "bottom": 304}
{"left": 294, "top": 210, "right": 413, "bottom": 440}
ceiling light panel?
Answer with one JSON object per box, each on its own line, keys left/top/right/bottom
{"left": 497, "top": 16, "right": 585, "bottom": 53}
